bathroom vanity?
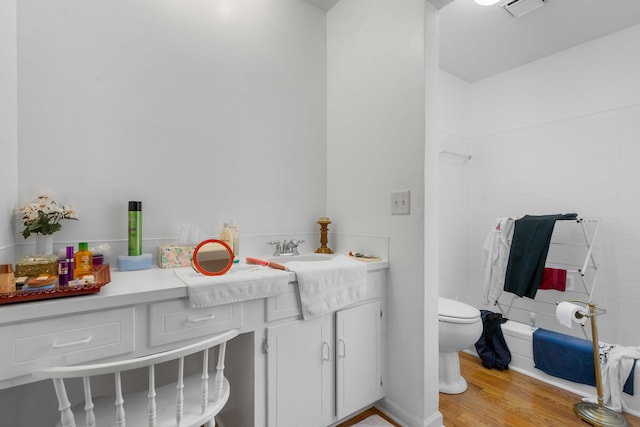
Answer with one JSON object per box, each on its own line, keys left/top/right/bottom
{"left": 0, "top": 260, "right": 388, "bottom": 427}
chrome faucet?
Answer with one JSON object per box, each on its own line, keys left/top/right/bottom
{"left": 267, "top": 239, "right": 305, "bottom": 256}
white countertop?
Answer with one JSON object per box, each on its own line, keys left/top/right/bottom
{"left": 0, "top": 258, "right": 388, "bottom": 325}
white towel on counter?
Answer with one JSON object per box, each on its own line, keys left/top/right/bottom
{"left": 175, "top": 264, "right": 291, "bottom": 308}
{"left": 286, "top": 254, "right": 368, "bottom": 320}
{"left": 583, "top": 345, "right": 640, "bottom": 412}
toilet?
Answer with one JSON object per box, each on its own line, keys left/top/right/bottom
{"left": 438, "top": 297, "right": 483, "bottom": 394}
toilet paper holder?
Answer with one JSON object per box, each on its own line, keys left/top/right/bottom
{"left": 557, "top": 299, "right": 630, "bottom": 427}
{"left": 564, "top": 299, "right": 606, "bottom": 320}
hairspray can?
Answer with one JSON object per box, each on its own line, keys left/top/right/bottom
{"left": 128, "top": 201, "right": 142, "bottom": 256}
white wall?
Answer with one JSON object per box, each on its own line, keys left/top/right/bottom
{"left": 327, "top": 1, "right": 441, "bottom": 426}
{"left": 422, "top": 4, "right": 442, "bottom": 427}
{"left": 469, "top": 24, "right": 640, "bottom": 138}
{"left": 440, "top": 24, "right": 640, "bottom": 347}
{"left": 4, "top": 1, "right": 328, "bottom": 426}
{"left": 438, "top": 71, "right": 471, "bottom": 302}
{"left": 3, "top": 1, "right": 444, "bottom": 426}
{"left": 0, "top": 0, "right": 17, "bottom": 265}
{"left": 15, "top": 0, "right": 327, "bottom": 261}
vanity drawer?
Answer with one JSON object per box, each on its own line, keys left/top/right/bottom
{"left": 0, "top": 307, "right": 135, "bottom": 381}
{"left": 363, "top": 270, "right": 384, "bottom": 300}
{"left": 149, "top": 299, "right": 242, "bottom": 347}
{"left": 265, "top": 282, "right": 302, "bottom": 322}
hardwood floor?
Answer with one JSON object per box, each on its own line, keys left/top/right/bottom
{"left": 440, "top": 352, "right": 640, "bottom": 427}
{"left": 340, "top": 352, "right": 640, "bottom": 426}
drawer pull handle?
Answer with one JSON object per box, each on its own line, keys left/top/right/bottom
{"left": 187, "top": 313, "right": 216, "bottom": 323}
{"left": 52, "top": 336, "right": 93, "bottom": 349}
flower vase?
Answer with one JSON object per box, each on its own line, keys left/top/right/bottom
{"left": 35, "top": 235, "right": 54, "bottom": 256}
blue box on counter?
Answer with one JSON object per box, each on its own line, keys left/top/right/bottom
{"left": 117, "top": 253, "right": 152, "bottom": 271}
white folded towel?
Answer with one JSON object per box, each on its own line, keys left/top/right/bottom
{"left": 175, "top": 264, "right": 291, "bottom": 308}
{"left": 583, "top": 345, "right": 640, "bottom": 412}
{"left": 286, "top": 254, "right": 368, "bottom": 320}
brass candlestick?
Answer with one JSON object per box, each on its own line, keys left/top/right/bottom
{"left": 315, "top": 217, "right": 334, "bottom": 254}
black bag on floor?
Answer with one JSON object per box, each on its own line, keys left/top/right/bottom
{"left": 474, "top": 310, "right": 511, "bottom": 370}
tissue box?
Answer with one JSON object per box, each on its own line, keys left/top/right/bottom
{"left": 158, "top": 245, "right": 195, "bottom": 268}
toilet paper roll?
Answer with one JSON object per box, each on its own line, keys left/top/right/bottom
{"left": 556, "top": 301, "right": 587, "bottom": 329}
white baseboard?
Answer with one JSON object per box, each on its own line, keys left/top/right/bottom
{"left": 375, "top": 398, "right": 443, "bottom": 427}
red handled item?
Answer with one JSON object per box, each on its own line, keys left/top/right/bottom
{"left": 246, "top": 257, "right": 287, "bottom": 271}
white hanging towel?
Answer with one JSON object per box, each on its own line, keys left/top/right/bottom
{"left": 582, "top": 345, "right": 640, "bottom": 412}
{"left": 482, "top": 217, "right": 517, "bottom": 305}
{"left": 286, "top": 255, "right": 367, "bottom": 320}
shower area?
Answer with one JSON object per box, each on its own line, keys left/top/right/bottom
{"left": 437, "top": 20, "right": 640, "bottom": 417}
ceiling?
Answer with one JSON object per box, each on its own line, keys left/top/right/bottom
{"left": 304, "top": 0, "right": 640, "bottom": 83}
{"left": 440, "top": 0, "right": 640, "bottom": 82}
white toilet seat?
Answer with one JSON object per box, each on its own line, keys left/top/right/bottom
{"left": 439, "top": 314, "right": 480, "bottom": 324}
{"left": 438, "top": 297, "right": 481, "bottom": 324}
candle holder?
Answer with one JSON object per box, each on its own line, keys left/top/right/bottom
{"left": 315, "top": 217, "right": 334, "bottom": 254}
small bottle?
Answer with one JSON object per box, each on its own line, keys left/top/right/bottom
{"left": 128, "top": 201, "right": 142, "bottom": 256}
{"left": 65, "top": 246, "right": 75, "bottom": 284}
{"left": 0, "top": 264, "right": 15, "bottom": 294}
{"left": 74, "top": 242, "right": 93, "bottom": 279}
{"left": 220, "top": 222, "right": 233, "bottom": 253}
{"left": 58, "top": 259, "right": 69, "bottom": 286}
{"left": 230, "top": 220, "right": 239, "bottom": 257}
{"left": 529, "top": 312, "right": 536, "bottom": 329}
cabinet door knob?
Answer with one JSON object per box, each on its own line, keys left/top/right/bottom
{"left": 338, "top": 338, "right": 346, "bottom": 358}
{"left": 322, "top": 341, "right": 331, "bottom": 361}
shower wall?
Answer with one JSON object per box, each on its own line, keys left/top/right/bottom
{"left": 439, "top": 24, "right": 640, "bottom": 347}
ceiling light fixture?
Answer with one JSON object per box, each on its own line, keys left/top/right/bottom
{"left": 475, "top": 0, "right": 501, "bottom": 5}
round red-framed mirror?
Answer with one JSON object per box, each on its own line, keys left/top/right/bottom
{"left": 191, "top": 239, "right": 234, "bottom": 276}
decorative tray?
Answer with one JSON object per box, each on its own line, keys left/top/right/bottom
{"left": 0, "top": 264, "right": 111, "bottom": 305}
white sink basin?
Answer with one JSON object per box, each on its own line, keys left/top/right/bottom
{"left": 269, "top": 254, "right": 336, "bottom": 263}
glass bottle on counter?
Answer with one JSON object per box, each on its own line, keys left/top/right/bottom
{"left": 230, "top": 220, "right": 239, "bottom": 257}
{"left": 220, "top": 222, "right": 234, "bottom": 254}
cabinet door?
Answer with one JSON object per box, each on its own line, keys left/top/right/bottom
{"left": 336, "top": 300, "right": 383, "bottom": 419}
{"left": 267, "top": 315, "right": 333, "bottom": 427}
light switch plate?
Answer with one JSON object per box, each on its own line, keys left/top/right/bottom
{"left": 391, "top": 190, "right": 410, "bottom": 215}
